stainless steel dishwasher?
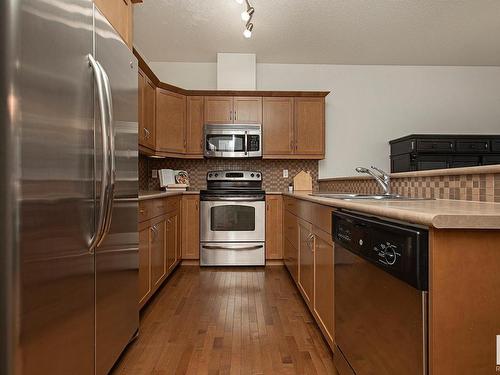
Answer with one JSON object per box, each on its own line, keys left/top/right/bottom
{"left": 333, "top": 210, "right": 429, "bottom": 375}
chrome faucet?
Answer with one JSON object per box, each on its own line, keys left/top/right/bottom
{"left": 355, "top": 166, "right": 391, "bottom": 195}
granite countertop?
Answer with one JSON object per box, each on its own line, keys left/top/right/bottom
{"left": 284, "top": 192, "right": 500, "bottom": 229}
{"left": 139, "top": 190, "right": 200, "bottom": 201}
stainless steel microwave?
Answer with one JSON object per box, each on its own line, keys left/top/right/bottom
{"left": 204, "top": 124, "right": 262, "bottom": 158}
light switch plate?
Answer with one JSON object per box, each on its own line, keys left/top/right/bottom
{"left": 283, "top": 169, "right": 289, "bottom": 178}
{"left": 152, "top": 169, "right": 157, "bottom": 179}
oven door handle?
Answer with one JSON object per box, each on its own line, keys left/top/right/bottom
{"left": 202, "top": 196, "right": 265, "bottom": 202}
{"left": 202, "top": 245, "right": 264, "bottom": 251}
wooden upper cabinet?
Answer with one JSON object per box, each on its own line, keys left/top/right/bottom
{"left": 294, "top": 97, "right": 325, "bottom": 157}
{"left": 94, "top": 0, "right": 133, "bottom": 49}
{"left": 156, "top": 88, "right": 186, "bottom": 154}
{"left": 138, "top": 69, "right": 156, "bottom": 150}
{"left": 204, "top": 96, "right": 233, "bottom": 124}
{"left": 265, "top": 195, "right": 283, "bottom": 260}
{"left": 204, "top": 96, "right": 262, "bottom": 124}
{"left": 186, "top": 96, "right": 204, "bottom": 157}
{"left": 263, "top": 97, "right": 294, "bottom": 157}
{"left": 181, "top": 195, "right": 200, "bottom": 260}
{"left": 234, "top": 97, "right": 262, "bottom": 124}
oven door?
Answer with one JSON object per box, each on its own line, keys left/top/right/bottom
{"left": 200, "top": 200, "right": 265, "bottom": 242}
{"left": 334, "top": 244, "right": 428, "bottom": 375}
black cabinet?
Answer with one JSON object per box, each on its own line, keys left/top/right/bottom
{"left": 390, "top": 134, "right": 500, "bottom": 173}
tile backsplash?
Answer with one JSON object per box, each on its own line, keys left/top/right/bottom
{"left": 319, "top": 173, "right": 500, "bottom": 203}
{"left": 139, "top": 156, "right": 319, "bottom": 192}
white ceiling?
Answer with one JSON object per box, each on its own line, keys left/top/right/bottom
{"left": 134, "top": 0, "right": 500, "bottom": 66}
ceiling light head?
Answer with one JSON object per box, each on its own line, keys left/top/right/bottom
{"left": 241, "top": 7, "right": 254, "bottom": 22}
{"left": 243, "top": 23, "right": 253, "bottom": 38}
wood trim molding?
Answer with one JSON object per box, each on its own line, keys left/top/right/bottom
{"left": 133, "top": 50, "right": 331, "bottom": 98}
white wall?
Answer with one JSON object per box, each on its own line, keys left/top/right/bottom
{"left": 149, "top": 62, "right": 500, "bottom": 178}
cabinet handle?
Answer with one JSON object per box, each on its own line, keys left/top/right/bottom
{"left": 234, "top": 110, "right": 237, "bottom": 121}
{"left": 290, "top": 140, "right": 294, "bottom": 151}
{"left": 140, "top": 209, "right": 145, "bottom": 214}
{"left": 229, "top": 111, "right": 232, "bottom": 121}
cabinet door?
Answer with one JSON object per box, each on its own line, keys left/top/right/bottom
{"left": 298, "top": 219, "right": 314, "bottom": 306}
{"left": 166, "top": 211, "right": 180, "bottom": 271}
{"left": 138, "top": 223, "right": 151, "bottom": 307}
{"left": 156, "top": 88, "right": 186, "bottom": 154}
{"left": 186, "top": 96, "right": 204, "bottom": 156}
{"left": 313, "top": 227, "right": 334, "bottom": 344}
{"left": 234, "top": 97, "right": 262, "bottom": 124}
{"left": 142, "top": 76, "right": 156, "bottom": 150}
{"left": 265, "top": 195, "right": 283, "bottom": 259}
{"left": 150, "top": 218, "right": 166, "bottom": 288}
{"left": 294, "top": 97, "right": 325, "bottom": 156}
{"left": 94, "top": 0, "right": 133, "bottom": 49}
{"left": 204, "top": 96, "right": 233, "bottom": 123}
{"left": 263, "top": 97, "right": 294, "bottom": 156}
{"left": 284, "top": 239, "right": 298, "bottom": 283}
{"left": 181, "top": 195, "right": 200, "bottom": 260}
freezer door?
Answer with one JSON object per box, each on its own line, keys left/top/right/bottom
{"left": 94, "top": 6, "right": 139, "bottom": 375}
{"left": 16, "top": 0, "right": 96, "bottom": 374}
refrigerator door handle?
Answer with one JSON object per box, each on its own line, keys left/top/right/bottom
{"left": 96, "top": 60, "right": 116, "bottom": 244}
{"left": 88, "top": 54, "right": 110, "bottom": 253}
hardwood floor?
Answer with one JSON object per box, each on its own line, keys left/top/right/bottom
{"left": 112, "top": 266, "right": 336, "bottom": 375}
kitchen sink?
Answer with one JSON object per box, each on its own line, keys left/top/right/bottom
{"left": 310, "top": 193, "right": 433, "bottom": 201}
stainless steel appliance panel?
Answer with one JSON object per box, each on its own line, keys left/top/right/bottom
{"left": 204, "top": 124, "right": 262, "bottom": 158}
{"left": 94, "top": 7, "right": 139, "bottom": 375}
{"left": 200, "top": 242, "right": 265, "bottom": 266}
{"left": 200, "top": 200, "right": 265, "bottom": 242}
{"left": 17, "top": 0, "right": 96, "bottom": 373}
{"left": 335, "top": 245, "right": 427, "bottom": 375}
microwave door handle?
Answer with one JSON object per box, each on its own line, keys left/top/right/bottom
{"left": 87, "top": 54, "right": 110, "bottom": 254}
{"left": 96, "top": 60, "right": 115, "bottom": 247}
{"left": 244, "top": 131, "right": 248, "bottom": 155}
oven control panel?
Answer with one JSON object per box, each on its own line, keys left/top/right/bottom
{"left": 207, "top": 170, "right": 262, "bottom": 181}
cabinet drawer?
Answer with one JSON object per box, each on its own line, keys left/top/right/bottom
{"left": 416, "top": 139, "right": 454, "bottom": 153}
{"left": 138, "top": 200, "right": 152, "bottom": 222}
{"left": 283, "top": 196, "right": 298, "bottom": 215}
{"left": 150, "top": 198, "right": 166, "bottom": 218}
{"left": 165, "top": 196, "right": 181, "bottom": 213}
{"left": 456, "top": 140, "right": 490, "bottom": 153}
{"left": 483, "top": 155, "right": 500, "bottom": 165}
{"left": 284, "top": 210, "right": 299, "bottom": 249}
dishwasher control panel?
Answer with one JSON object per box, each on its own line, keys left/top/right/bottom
{"left": 333, "top": 210, "right": 428, "bottom": 291}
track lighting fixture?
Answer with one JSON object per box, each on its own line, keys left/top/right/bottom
{"left": 239, "top": 0, "right": 255, "bottom": 38}
{"left": 243, "top": 23, "right": 253, "bottom": 38}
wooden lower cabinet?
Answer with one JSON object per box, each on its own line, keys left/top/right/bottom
{"left": 138, "top": 222, "right": 151, "bottom": 307}
{"left": 150, "top": 216, "right": 167, "bottom": 289}
{"left": 313, "top": 226, "right": 334, "bottom": 346}
{"left": 181, "top": 195, "right": 200, "bottom": 260}
{"left": 265, "top": 195, "right": 283, "bottom": 259}
{"left": 298, "top": 218, "right": 314, "bottom": 306}
{"left": 166, "top": 210, "right": 179, "bottom": 272}
{"left": 138, "top": 196, "right": 182, "bottom": 308}
{"left": 284, "top": 239, "right": 298, "bottom": 283}
{"left": 284, "top": 196, "right": 334, "bottom": 351}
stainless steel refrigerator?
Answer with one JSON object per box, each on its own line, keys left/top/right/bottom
{"left": 1, "top": 1, "right": 139, "bottom": 374}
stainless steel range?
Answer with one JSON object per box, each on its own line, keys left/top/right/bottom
{"left": 200, "top": 171, "right": 265, "bottom": 266}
